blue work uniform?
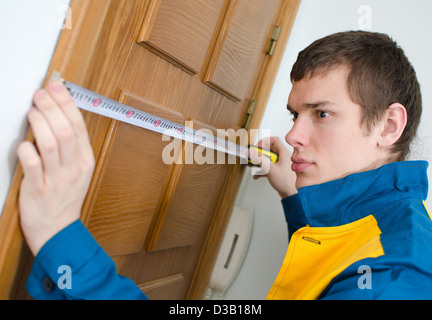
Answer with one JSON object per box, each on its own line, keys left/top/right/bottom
{"left": 267, "top": 161, "right": 432, "bottom": 300}
{"left": 26, "top": 161, "right": 431, "bottom": 299}
{"left": 26, "top": 219, "right": 148, "bottom": 300}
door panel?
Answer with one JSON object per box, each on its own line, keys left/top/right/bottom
{"left": 147, "top": 148, "right": 229, "bottom": 252}
{"left": 137, "top": 0, "right": 225, "bottom": 74}
{"left": 138, "top": 273, "right": 184, "bottom": 300}
{"left": 84, "top": 91, "right": 185, "bottom": 256}
{"left": 147, "top": 121, "right": 229, "bottom": 252}
{"left": 204, "top": 0, "right": 282, "bottom": 101}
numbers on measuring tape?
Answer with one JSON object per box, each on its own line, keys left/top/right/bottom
{"left": 64, "top": 80, "right": 278, "bottom": 165}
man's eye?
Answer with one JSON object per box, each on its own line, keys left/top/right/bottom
{"left": 318, "top": 111, "right": 329, "bottom": 118}
{"left": 291, "top": 112, "right": 299, "bottom": 121}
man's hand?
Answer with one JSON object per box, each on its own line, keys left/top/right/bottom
{"left": 17, "top": 81, "right": 95, "bottom": 256}
{"left": 249, "top": 137, "right": 297, "bottom": 199}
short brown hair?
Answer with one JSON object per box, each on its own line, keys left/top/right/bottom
{"left": 291, "top": 31, "right": 422, "bottom": 161}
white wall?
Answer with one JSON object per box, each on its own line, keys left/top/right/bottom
{"left": 0, "top": 0, "right": 70, "bottom": 214}
{"left": 226, "top": 0, "right": 432, "bottom": 300}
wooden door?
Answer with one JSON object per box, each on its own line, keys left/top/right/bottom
{"left": 0, "top": 0, "right": 300, "bottom": 299}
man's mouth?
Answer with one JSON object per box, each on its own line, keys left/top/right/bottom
{"left": 291, "top": 157, "right": 314, "bottom": 173}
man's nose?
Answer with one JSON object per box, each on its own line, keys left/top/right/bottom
{"left": 285, "top": 117, "right": 310, "bottom": 149}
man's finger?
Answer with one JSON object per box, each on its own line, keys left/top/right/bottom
{"left": 33, "top": 87, "right": 80, "bottom": 167}
{"left": 17, "top": 141, "right": 44, "bottom": 190}
{"left": 27, "top": 107, "right": 62, "bottom": 176}
{"left": 46, "top": 81, "right": 89, "bottom": 139}
{"left": 46, "top": 81, "right": 94, "bottom": 166}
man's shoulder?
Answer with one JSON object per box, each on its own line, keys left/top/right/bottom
{"left": 321, "top": 200, "right": 432, "bottom": 300}
{"left": 376, "top": 198, "right": 432, "bottom": 252}
{"left": 321, "top": 256, "right": 432, "bottom": 300}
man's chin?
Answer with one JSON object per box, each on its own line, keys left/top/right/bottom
{"left": 295, "top": 172, "right": 325, "bottom": 190}
{"left": 295, "top": 175, "right": 312, "bottom": 190}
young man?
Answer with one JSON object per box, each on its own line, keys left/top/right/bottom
{"left": 255, "top": 31, "right": 432, "bottom": 299}
{"left": 18, "top": 31, "right": 431, "bottom": 299}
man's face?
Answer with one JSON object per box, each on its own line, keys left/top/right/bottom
{"left": 286, "top": 65, "right": 385, "bottom": 189}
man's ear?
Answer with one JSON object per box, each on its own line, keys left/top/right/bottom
{"left": 377, "top": 103, "right": 407, "bottom": 148}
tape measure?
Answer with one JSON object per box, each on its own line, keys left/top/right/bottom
{"left": 51, "top": 72, "right": 278, "bottom": 166}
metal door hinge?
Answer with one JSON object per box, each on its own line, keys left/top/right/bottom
{"left": 267, "top": 25, "right": 282, "bottom": 56}
{"left": 242, "top": 100, "right": 257, "bottom": 130}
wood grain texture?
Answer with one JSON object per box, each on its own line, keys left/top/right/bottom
{"left": 147, "top": 121, "right": 229, "bottom": 252}
{"left": 204, "top": 0, "right": 283, "bottom": 101}
{"left": 138, "top": 0, "right": 225, "bottom": 74}
{"left": 138, "top": 273, "right": 184, "bottom": 300}
{"left": 84, "top": 91, "right": 185, "bottom": 256}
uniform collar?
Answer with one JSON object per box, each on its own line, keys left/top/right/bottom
{"left": 283, "top": 161, "right": 429, "bottom": 238}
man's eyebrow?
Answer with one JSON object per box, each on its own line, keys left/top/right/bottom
{"left": 287, "top": 101, "right": 333, "bottom": 112}
{"left": 287, "top": 104, "right": 296, "bottom": 113}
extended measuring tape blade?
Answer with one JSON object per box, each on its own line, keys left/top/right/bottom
{"left": 51, "top": 72, "right": 277, "bottom": 165}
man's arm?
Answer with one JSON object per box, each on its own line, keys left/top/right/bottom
{"left": 18, "top": 81, "right": 147, "bottom": 299}
{"left": 26, "top": 220, "right": 148, "bottom": 300}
